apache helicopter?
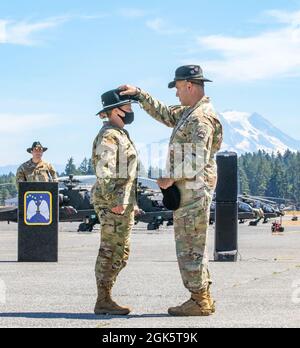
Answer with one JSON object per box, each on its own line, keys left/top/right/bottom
{"left": 209, "top": 200, "right": 256, "bottom": 225}
{"left": 240, "top": 195, "right": 283, "bottom": 216}
{"left": 0, "top": 177, "right": 288, "bottom": 230}
{"left": 238, "top": 194, "right": 285, "bottom": 226}
{"left": 0, "top": 175, "right": 174, "bottom": 232}
{"left": 58, "top": 175, "right": 173, "bottom": 231}
{"left": 209, "top": 193, "right": 286, "bottom": 226}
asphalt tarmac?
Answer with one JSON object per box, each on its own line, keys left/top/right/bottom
{"left": 0, "top": 216, "right": 299, "bottom": 328}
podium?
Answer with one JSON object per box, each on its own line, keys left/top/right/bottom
{"left": 18, "top": 182, "right": 59, "bottom": 262}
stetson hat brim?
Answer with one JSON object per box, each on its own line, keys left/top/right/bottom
{"left": 96, "top": 100, "right": 137, "bottom": 116}
{"left": 168, "top": 77, "right": 213, "bottom": 89}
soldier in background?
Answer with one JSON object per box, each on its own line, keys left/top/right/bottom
{"left": 92, "top": 89, "right": 139, "bottom": 315}
{"left": 16, "top": 142, "right": 58, "bottom": 183}
{"left": 120, "top": 65, "right": 223, "bottom": 316}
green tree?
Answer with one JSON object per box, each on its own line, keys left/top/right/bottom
{"left": 0, "top": 188, "right": 9, "bottom": 205}
{"left": 0, "top": 172, "right": 17, "bottom": 200}
{"left": 78, "top": 158, "right": 89, "bottom": 175}
{"left": 87, "top": 159, "right": 95, "bottom": 175}
{"left": 65, "top": 157, "right": 78, "bottom": 176}
{"left": 238, "top": 164, "right": 250, "bottom": 194}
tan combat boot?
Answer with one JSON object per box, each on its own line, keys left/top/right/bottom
{"left": 168, "top": 288, "right": 215, "bottom": 317}
{"left": 94, "top": 287, "right": 131, "bottom": 315}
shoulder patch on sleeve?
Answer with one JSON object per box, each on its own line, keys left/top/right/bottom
{"left": 101, "top": 130, "right": 120, "bottom": 146}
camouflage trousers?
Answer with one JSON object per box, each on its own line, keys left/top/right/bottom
{"left": 94, "top": 205, "right": 135, "bottom": 289}
{"left": 173, "top": 194, "right": 212, "bottom": 293}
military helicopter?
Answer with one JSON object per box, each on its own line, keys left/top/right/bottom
{"left": 241, "top": 195, "right": 284, "bottom": 215}
{"left": 58, "top": 175, "right": 174, "bottom": 231}
{"left": 0, "top": 177, "right": 289, "bottom": 230}
{"left": 0, "top": 175, "right": 174, "bottom": 232}
{"left": 0, "top": 183, "right": 18, "bottom": 221}
{"left": 209, "top": 200, "right": 256, "bottom": 225}
{"left": 209, "top": 193, "right": 286, "bottom": 226}
{"left": 238, "top": 194, "right": 285, "bottom": 226}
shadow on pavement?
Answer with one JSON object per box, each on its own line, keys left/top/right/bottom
{"left": 0, "top": 261, "right": 18, "bottom": 263}
{"left": 0, "top": 312, "right": 170, "bottom": 320}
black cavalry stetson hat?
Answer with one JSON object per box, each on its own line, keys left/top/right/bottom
{"left": 96, "top": 89, "right": 137, "bottom": 115}
{"left": 168, "top": 65, "right": 212, "bottom": 89}
{"left": 161, "top": 184, "right": 181, "bottom": 211}
{"left": 27, "top": 141, "right": 48, "bottom": 154}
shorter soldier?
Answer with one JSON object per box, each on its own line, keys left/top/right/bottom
{"left": 92, "top": 89, "right": 139, "bottom": 315}
{"left": 16, "top": 142, "right": 58, "bottom": 183}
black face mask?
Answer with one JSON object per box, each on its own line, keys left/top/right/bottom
{"left": 120, "top": 111, "right": 135, "bottom": 125}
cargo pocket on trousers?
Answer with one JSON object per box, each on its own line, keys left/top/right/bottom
{"left": 99, "top": 210, "right": 117, "bottom": 233}
{"left": 174, "top": 216, "right": 186, "bottom": 242}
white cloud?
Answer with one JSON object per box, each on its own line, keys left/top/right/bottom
{"left": 81, "top": 15, "right": 108, "bottom": 20}
{"left": 266, "top": 9, "right": 300, "bottom": 26}
{"left": 0, "top": 14, "right": 107, "bottom": 46}
{"left": 0, "top": 114, "right": 63, "bottom": 134}
{"left": 0, "top": 113, "right": 66, "bottom": 164}
{"left": 195, "top": 10, "right": 300, "bottom": 81}
{"left": 119, "top": 8, "right": 147, "bottom": 18}
{"left": 0, "top": 20, "right": 7, "bottom": 42}
{"left": 0, "top": 17, "right": 67, "bottom": 46}
{"left": 146, "top": 17, "right": 186, "bottom": 35}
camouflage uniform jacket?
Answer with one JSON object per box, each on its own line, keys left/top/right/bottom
{"left": 137, "top": 90, "right": 223, "bottom": 205}
{"left": 91, "top": 123, "right": 138, "bottom": 209}
{"left": 16, "top": 159, "right": 58, "bottom": 183}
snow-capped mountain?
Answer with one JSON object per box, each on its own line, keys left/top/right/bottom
{"left": 1, "top": 112, "right": 299, "bottom": 175}
{"left": 219, "top": 111, "right": 300, "bottom": 154}
{"left": 143, "top": 111, "right": 300, "bottom": 163}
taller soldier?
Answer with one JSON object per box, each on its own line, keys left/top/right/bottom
{"left": 16, "top": 142, "right": 58, "bottom": 183}
{"left": 92, "top": 89, "right": 139, "bottom": 315}
{"left": 120, "top": 65, "right": 223, "bottom": 316}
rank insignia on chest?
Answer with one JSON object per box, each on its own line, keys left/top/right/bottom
{"left": 198, "top": 130, "right": 206, "bottom": 139}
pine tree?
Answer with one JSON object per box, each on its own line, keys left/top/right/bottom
{"left": 87, "top": 158, "right": 95, "bottom": 175}
{"left": 0, "top": 188, "right": 9, "bottom": 205}
{"left": 0, "top": 172, "right": 17, "bottom": 199}
{"left": 238, "top": 157, "right": 250, "bottom": 194}
{"left": 65, "top": 158, "right": 78, "bottom": 176}
{"left": 291, "top": 152, "right": 300, "bottom": 202}
{"left": 79, "top": 158, "right": 89, "bottom": 175}
{"left": 266, "top": 157, "right": 286, "bottom": 198}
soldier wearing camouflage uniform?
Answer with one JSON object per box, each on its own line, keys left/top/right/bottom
{"left": 92, "top": 89, "right": 139, "bottom": 315}
{"left": 120, "top": 65, "right": 223, "bottom": 316}
{"left": 16, "top": 142, "right": 58, "bottom": 183}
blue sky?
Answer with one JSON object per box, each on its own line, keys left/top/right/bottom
{"left": 1, "top": 0, "right": 300, "bottom": 167}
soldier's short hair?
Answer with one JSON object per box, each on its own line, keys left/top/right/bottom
{"left": 189, "top": 80, "right": 205, "bottom": 88}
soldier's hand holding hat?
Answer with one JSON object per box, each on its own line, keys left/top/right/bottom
{"left": 111, "top": 205, "right": 127, "bottom": 215}
{"left": 157, "top": 178, "right": 175, "bottom": 190}
{"left": 118, "top": 85, "right": 140, "bottom": 97}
